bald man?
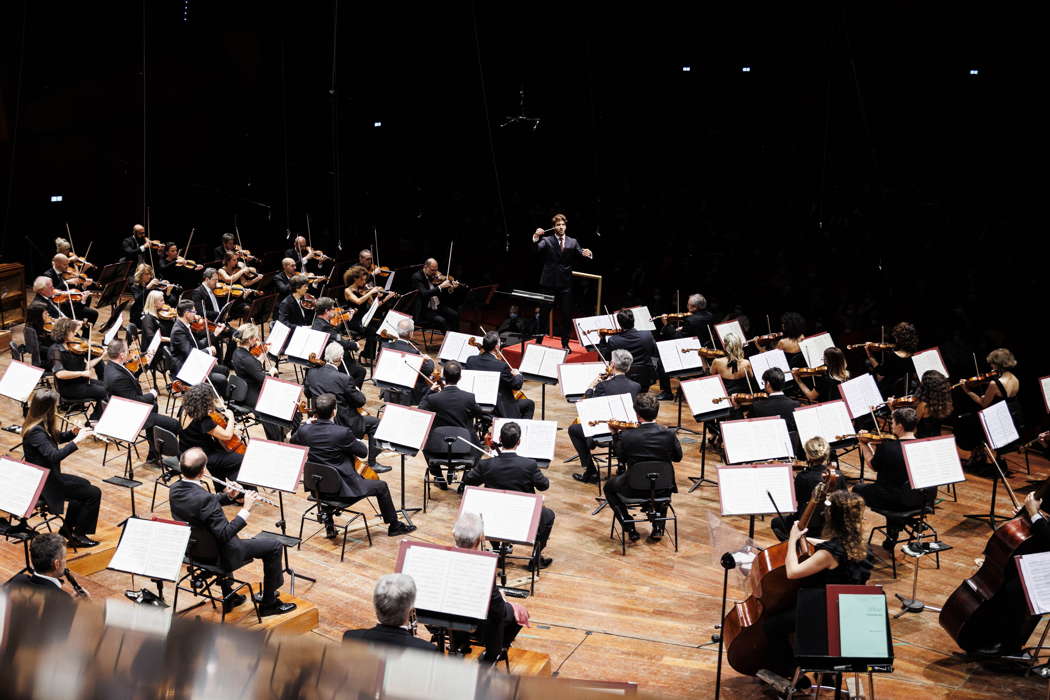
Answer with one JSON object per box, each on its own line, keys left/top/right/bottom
{"left": 412, "top": 258, "right": 460, "bottom": 332}
{"left": 42, "top": 255, "right": 98, "bottom": 326}
{"left": 274, "top": 258, "right": 299, "bottom": 301}
{"left": 121, "top": 224, "right": 149, "bottom": 265}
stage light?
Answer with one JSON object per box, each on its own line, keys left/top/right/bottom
{"left": 50, "top": 195, "right": 63, "bottom": 203}
{"left": 373, "top": 121, "right": 382, "bottom": 128}
{"left": 682, "top": 66, "right": 691, "bottom": 72}
{"left": 741, "top": 66, "right": 751, "bottom": 72}
{"left": 969, "top": 69, "right": 979, "bottom": 75}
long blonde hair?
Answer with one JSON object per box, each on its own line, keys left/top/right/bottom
{"left": 22, "top": 389, "right": 60, "bottom": 438}
{"left": 143, "top": 290, "right": 165, "bottom": 317}
{"left": 723, "top": 333, "right": 744, "bottom": 363}
{"left": 134, "top": 264, "right": 155, "bottom": 286}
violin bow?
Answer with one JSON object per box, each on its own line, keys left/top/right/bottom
{"left": 403, "top": 358, "right": 439, "bottom": 388}
{"left": 145, "top": 206, "right": 156, "bottom": 270}
{"left": 183, "top": 226, "right": 197, "bottom": 263}
{"left": 65, "top": 222, "right": 78, "bottom": 260}
{"left": 447, "top": 240, "right": 453, "bottom": 281}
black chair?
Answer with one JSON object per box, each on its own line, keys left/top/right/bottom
{"left": 423, "top": 431, "right": 478, "bottom": 511}
{"left": 591, "top": 434, "right": 620, "bottom": 497}
{"left": 866, "top": 494, "right": 939, "bottom": 579}
{"left": 173, "top": 523, "right": 261, "bottom": 623}
{"left": 17, "top": 325, "right": 47, "bottom": 370}
{"left": 150, "top": 426, "right": 184, "bottom": 511}
{"left": 609, "top": 460, "right": 678, "bottom": 556}
{"left": 298, "top": 461, "right": 373, "bottom": 562}
{"left": 225, "top": 374, "right": 260, "bottom": 433}
{"left": 158, "top": 347, "right": 186, "bottom": 414}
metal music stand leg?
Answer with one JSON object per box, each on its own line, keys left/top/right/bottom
{"left": 540, "top": 383, "right": 546, "bottom": 421}
{"left": 688, "top": 422, "right": 718, "bottom": 493}
{"left": 963, "top": 459, "right": 1012, "bottom": 530}
{"left": 671, "top": 386, "right": 699, "bottom": 443}
{"left": 397, "top": 452, "right": 422, "bottom": 527}
{"left": 270, "top": 492, "right": 315, "bottom": 597}
{"left": 893, "top": 513, "right": 944, "bottom": 617}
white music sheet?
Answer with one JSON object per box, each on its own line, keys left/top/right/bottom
{"left": 0, "top": 360, "right": 45, "bottom": 403}
{"left": 558, "top": 362, "right": 606, "bottom": 397}
{"left": 284, "top": 325, "right": 328, "bottom": 360}
{"left": 175, "top": 348, "right": 216, "bottom": 386}
{"left": 381, "top": 649, "right": 481, "bottom": 700}
{"left": 438, "top": 331, "right": 483, "bottom": 363}
{"left": 627, "top": 305, "right": 656, "bottom": 331}
{"left": 901, "top": 436, "right": 965, "bottom": 489}
{"left": 680, "top": 375, "right": 729, "bottom": 416}
{"left": 459, "top": 370, "right": 500, "bottom": 406}
{"left": 375, "top": 404, "right": 434, "bottom": 450}
{"left": 573, "top": 314, "right": 617, "bottom": 347}
{"left": 266, "top": 320, "right": 292, "bottom": 357}
{"left": 107, "top": 517, "right": 192, "bottom": 583}
{"left": 718, "top": 464, "right": 797, "bottom": 516}
{"left": 750, "top": 348, "right": 794, "bottom": 384}
{"left": 576, "top": 393, "right": 638, "bottom": 437}
{"left": 721, "top": 418, "right": 793, "bottom": 464}
{"left": 254, "top": 376, "right": 302, "bottom": 420}
{"left": 398, "top": 543, "right": 497, "bottom": 620}
{"left": 979, "top": 400, "right": 1019, "bottom": 450}
{"left": 0, "top": 457, "right": 49, "bottom": 518}
{"left": 360, "top": 298, "right": 382, "bottom": 328}
{"left": 1017, "top": 551, "right": 1050, "bottom": 615}
{"left": 375, "top": 348, "right": 425, "bottom": 389}
{"left": 94, "top": 397, "right": 153, "bottom": 443}
{"left": 492, "top": 418, "right": 557, "bottom": 462}
{"left": 460, "top": 487, "right": 539, "bottom": 544}
{"left": 238, "top": 439, "right": 308, "bottom": 493}
{"left": 656, "top": 337, "right": 703, "bottom": 373}
{"left": 799, "top": 332, "right": 836, "bottom": 369}
{"left": 104, "top": 598, "right": 174, "bottom": 636}
{"left": 714, "top": 320, "right": 745, "bottom": 348}
{"left": 146, "top": 327, "right": 162, "bottom": 356}
{"left": 378, "top": 310, "right": 411, "bottom": 339}
{"left": 384, "top": 271, "right": 396, "bottom": 291}
{"left": 793, "top": 400, "right": 855, "bottom": 446}
{"left": 104, "top": 313, "right": 124, "bottom": 346}
{"left": 519, "top": 344, "right": 567, "bottom": 379}
{"left": 1041, "top": 376, "right": 1050, "bottom": 414}
{"left": 912, "top": 347, "right": 949, "bottom": 381}
{"left": 838, "top": 373, "right": 884, "bottom": 420}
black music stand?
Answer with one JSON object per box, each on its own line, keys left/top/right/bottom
{"left": 95, "top": 260, "right": 133, "bottom": 289}
{"left": 963, "top": 445, "right": 1017, "bottom": 530}
{"left": 248, "top": 293, "right": 278, "bottom": 327}
{"left": 94, "top": 278, "right": 129, "bottom": 310}
{"left": 687, "top": 408, "right": 732, "bottom": 493}
{"left": 375, "top": 438, "right": 423, "bottom": 527}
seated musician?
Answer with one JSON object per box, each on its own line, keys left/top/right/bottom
{"left": 797, "top": 347, "right": 849, "bottom": 403}
{"left": 121, "top": 223, "right": 149, "bottom": 265}
{"left": 48, "top": 318, "right": 109, "bottom": 423}
{"left": 170, "top": 300, "right": 230, "bottom": 396}
{"left": 291, "top": 393, "right": 415, "bottom": 537}
{"left": 754, "top": 311, "right": 807, "bottom": 369}
{"left": 129, "top": 264, "right": 175, "bottom": 321}
{"left": 169, "top": 447, "right": 297, "bottom": 617}
{"left": 26, "top": 276, "right": 67, "bottom": 354}
{"left": 659, "top": 293, "right": 714, "bottom": 342}
{"left": 178, "top": 383, "right": 244, "bottom": 483}
{"left": 463, "top": 422, "right": 555, "bottom": 569}
{"left": 709, "top": 332, "right": 753, "bottom": 395}
{"left": 43, "top": 253, "right": 99, "bottom": 326}
{"left": 213, "top": 232, "right": 238, "bottom": 262}
{"left": 274, "top": 258, "right": 298, "bottom": 301}
{"left": 4, "top": 533, "right": 73, "bottom": 594}
{"left": 865, "top": 321, "right": 918, "bottom": 396}
{"left": 380, "top": 318, "right": 434, "bottom": 406}
{"left": 140, "top": 290, "right": 173, "bottom": 356}
{"left": 770, "top": 437, "right": 845, "bottom": 542}
{"left": 451, "top": 512, "right": 530, "bottom": 663}
{"left": 604, "top": 392, "right": 682, "bottom": 542}
{"left": 228, "top": 324, "right": 286, "bottom": 442}
{"left": 304, "top": 343, "right": 387, "bottom": 471}
{"left": 343, "top": 264, "right": 390, "bottom": 360}
{"left": 853, "top": 407, "right": 932, "bottom": 549}
{"left": 103, "top": 339, "right": 180, "bottom": 462}
{"left": 601, "top": 308, "right": 657, "bottom": 393}
{"left": 497, "top": 304, "right": 530, "bottom": 347}
{"left": 913, "top": 369, "right": 953, "bottom": 438}
{"left": 21, "top": 390, "right": 100, "bottom": 548}
{"left": 155, "top": 242, "right": 183, "bottom": 281}
{"left": 216, "top": 252, "right": 260, "bottom": 321}
{"left": 277, "top": 274, "right": 313, "bottom": 327}
{"left": 343, "top": 574, "right": 439, "bottom": 651}
{"left": 311, "top": 296, "right": 365, "bottom": 388}
{"left": 418, "top": 360, "right": 485, "bottom": 490}
{"left": 569, "top": 349, "right": 642, "bottom": 484}
{"left": 748, "top": 368, "right": 800, "bottom": 433}
{"left": 285, "top": 235, "right": 326, "bottom": 274}
{"left": 464, "top": 331, "right": 534, "bottom": 419}
{"left": 412, "top": 258, "right": 460, "bottom": 332}
{"left": 956, "top": 348, "right": 1022, "bottom": 472}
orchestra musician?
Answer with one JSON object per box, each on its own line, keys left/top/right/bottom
{"left": 601, "top": 308, "right": 658, "bottom": 392}
{"left": 770, "top": 436, "right": 845, "bottom": 541}
{"left": 343, "top": 574, "right": 439, "bottom": 651}
{"left": 708, "top": 332, "right": 754, "bottom": 395}
{"left": 569, "top": 349, "right": 641, "bottom": 484}
{"left": 274, "top": 258, "right": 298, "bottom": 301}
{"left": 103, "top": 339, "right": 181, "bottom": 463}
{"left": 754, "top": 311, "right": 807, "bottom": 369}
{"left": 120, "top": 224, "right": 149, "bottom": 265}
{"left": 169, "top": 300, "right": 230, "bottom": 396}
{"left": 213, "top": 232, "right": 238, "bottom": 262}
{"left": 129, "top": 264, "right": 177, "bottom": 322}
{"left": 379, "top": 318, "right": 434, "bottom": 406}
{"left": 139, "top": 290, "right": 173, "bottom": 354}
{"left": 48, "top": 318, "right": 109, "bottom": 423}
{"left": 290, "top": 393, "right": 416, "bottom": 537}
{"left": 463, "top": 421, "right": 556, "bottom": 570}
{"left": 229, "top": 324, "right": 285, "bottom": 442}
{"left": 604, "top": 392, "right": 682, "bottom": 542}
{"left": 412, "top": 258, "right": 460, "bottom": 332}
{"left": 188, "top": 268, "right": 230, "bottom": 325}
{"left": 531, "top": 213, "right": 594, "bottom": 349}
{"left": 343, "top": 264, "right": 392, "bottom": 359}
{"left": 747, "top": 367, "right": 800, "bottom": 434}
{"left": 797, "top": 347, "right": 850, "bottom": 403}
{"left": 464, "top": 331, "right": 534, "bottom": 419}
{"left": 4, "top": 533, "right": 73, "bottom": 595}
{"left": 311, "top": 297, "right": 365, "bottom": 388}
{"left": 913, "top": 369, "right": 953, "bottom": 438}
{"left": 285, "top": 235, "right": 326, "bottom": 274}
{"left": 656, "top": 292, "right": 713, "bottom": 399}
{"left": 277, "top": 274, "right": 314, "bottom": 327}
{"left": 955, "top": 348, "right": 1023, "bottom": 472}
{"left": 43, "top": 254, "right": 99, "bottom": 326}
{"left": 418, "top": 360, "right": 486, "bottom": 489}
{"left": 865, "top": 321, "right": 919, "bottom": 396}
{"left": 217, "top": 252, "right": 262, "bottom": 321}
{"left": 21, "top": 390, "right": 101, "bottom": 548}
{"left": 26, "top": 276, "right": 67, "bottom": 354}
{"left": 178, "top": 383, "right": 244, "bottom": 483}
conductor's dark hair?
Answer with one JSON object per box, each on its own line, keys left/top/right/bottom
{"left": 499, "top": 421, "right": 521, "bottom": 449}
{"left": 616, "top": 309, "right": 635, "bottom": 330}
{"left": 314, "top": 393, "right": 337, "bottom": 419}
{"left": 892, "top": 407, "right": 919, "bottom": 432}
{"left": 762, "top": 367, "right": 786, "bottom": 391}
{"left": 30, "top": 533, "right": 65, "bottom": 574}
{"left": 634, "top": 392, "right": 660, "bottom": 421}
{"left": 443, "top": 360, "right": 462, "bottom": 385}
{"left": 179, "top": 447, "right": 208, "bottom": 478}
{"left": 315, "top": 296, "right": 336, "bottom": 315}
{"left": 177, "top": 300, "right": 196, "bottom": 317}
{"left": 781, "top": 312, "right": 805, "bottom": 339}
{"left": 552, "top": 213, "right": 567, "bottom": 225}
{"left": 482, "top": 331, "right": 499, "bottom": 353}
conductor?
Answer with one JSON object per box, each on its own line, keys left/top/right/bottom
{"left": 532, "top": 213, "right": 593, "bottom": 349}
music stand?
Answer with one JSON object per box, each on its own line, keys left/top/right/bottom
{"left": 94, "top": 278, "right": 129, "bottom": 310}
{"left": 0, "top": 456, "right": 50, "bottom": 577}
{"left": 0, "top": 360, "right": 46, "bottom": 434}
{"left": 248, "top": 293, "right": 278, "bottom": 327}
{"left": 107, "top": 516, "right": 192, "bottom": 608}
{"left": 94, "top": 396, "right": 153, "bottom": 486}
{"left": 374, "top": 404, "right": 436, "bottom": 526}
{"left": 517, "top": 342, "right": 566, "bottom": 419}
{"left": 95, "top": 260, "right": 133, "bottom": 289}
{"left": 557, "top": 361, "right": 605, "bottom": 404}
{"left": 717, "top": 463, "right": 797, "bottom": 539}
{"left": 492, "top": 418, "right": 556, "bottom": 469}
{"left": 965, "top": 401, "right": 1021, "bottom": 529}
{"left": 687, "top": 408, "right": 733, "bottom": 493}
{"left": 459, "top": 486, "right": 543, "bottom": 597}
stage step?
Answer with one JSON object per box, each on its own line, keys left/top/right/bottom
{"left": 179, "top": 593, "right": 319, "bottom": 636}
{"left": 66, "top": 526, "right": 122, "bottom": 575}
{"left": 466, "top": 646, "right": 552, "bottom": 676}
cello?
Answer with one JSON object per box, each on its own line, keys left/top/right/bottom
{"left": 721, "top": 468, "right": 841, "bottom": 676}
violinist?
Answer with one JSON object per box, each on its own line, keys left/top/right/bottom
{"left": 120, "top": 224, "right": 150, "bottom": 265}
{"left": 311, "top": 297, "right": 365, "bottom": 388}
{"left": 230, "top": 324, "right": 287, "bottom": 442}
{"left": 379, "top": 318, "right": 435, "bottom": 406}
{"left": 285, "top": 235, "right": 326, "bottom": 274}
{"left": 659, "top": 293, "right": 714, "bottom": 342}
{"left": 103, "top": 339, "right": 180, "bottom": 463}
{"left": 49, "top": 318, "right": 109, "bottom": 423}
{"left": 277, "top": 274, "right": 314, "bottom": 327}
{"left": 54, "top": 237, "right": 73, "bottom": 256}
{"left": 21, "top": 390, "right": 101, "bottom": 548}
{"left": 170, "top": 300, "right": 230, "bottom": 396}
{"left": 464, "top": 331, "right": 535, "bottom": 420}
{"left": 709, "top": 332, "right": 754, "bottom": 396}
{"left": 217, "top": 252, "right": 260, "bottom": 320}
{"left": 419, "top": 360, "right": 486, "bottom": 490}
{"left": 213, "top": 232, "right": 238, "bottom": 262}
{"left": 569, "top": 349, "right": 641, "bottom": 484}
{"left": 43, "top": 254, "right": 99, "bottom": 326}
{"left": 188, "top": 268, "right": 235, "bottom": 362}
{"left": 754, "top": 311, "right": 807, "bottom": 369}
{"left": 130, "top": 264, "right": 178, "bottom": 322}
{"left": 797, "top": 347, "right": 850, "bottom": 403}
{"left": 343, "top": 264, "right": 392, "bottom": 357}
{"left": 865, "top": 321, "right": 919, "bottom": 396}
{"left": 413, "top": 258, "right": 461, "bottom": 332}
{"left": 178, "top": 382, "right": 244, "bottom": 483}
{"left": 27, "top": 276, "right": 67, "bottom": 353}
{"left": 955, "top": 348, "right": 1023, "bottom": 473}
{"left": 771, "top": 437, "right": 846, "bottom": 541}
{"left": 274, "top": 258, "right": 298, "bottom": 301}
{"left": 748, "top": 368, "right": 800, "bottom": 434}
{"left": 140, "top": 290, "right": 173, "bottom": 354}
{"left": 913, "top": 369, "right": 953, "bottom": 438}
{"left": 601, "top": 309, "right": 658, "bottom": 393}
{"left": 531, "top": 213, "right": 594, "bottom": 349}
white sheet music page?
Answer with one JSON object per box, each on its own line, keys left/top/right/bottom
{"left": 397, "top": 542, "right": 497, "bottom": 620}
{"left": 799, "top": 332, "right": 836, "bottom": 369}
{"left": 360, "top": 298, "right": 382, "bottom": 328}
{"left": 104, "top": 313, "right": 124, "bottom": 345}
{"left": 94, "top": 397, "right": 153, "bottom": 443}
{"left": 493, "top": 418, "right": 557, "bottom": 462}
{"left": 460, "top": 487, "right": 540, "bottom": 544}
{"left": 375, "top": 348, "right": 425, "bottom": 389}
{"left": 793, "top": 400, "right": 855, "bottom": 445}
{"left": 912, "top": 347, "right": 949, "bottom": 381}
{"left": 375, "top": 404, "right": 435, "bottom": 450}
{"left": 267, "top": 320, "right": 292, "bottom": 357}
{"left": 1017, "top": 551, "right": 1050, "bottom": 615}
{"left": 577, "top": 393, "right": 637, "bottom": 437}
{"left": 718, "top": 464, "right": 797, "bottom": 516}
{"left": 255, "top": 376, "right": 302, "bottom": 420}
{"left": 284, "top": 326, "right": 328, "bottom": 360}
{"left": 175, "top": 348, "right": 216, "bottom": 385}
{"left": 1041, "top": 376, "right": 1050, "bottom": 414}
{"left": 0, "top": 360, "right": 45, "bottom": 403}
{"left": 656, "top": 337, "right": 703, "bottom": 374}
{"left": 750, "top": 348, "right": 794, "bottom": 384}
{"left": 381, "top": 648, "right": 481, "bottom": 700}
{"left": 0, "top": 457, "right": 49, "bottom": 518}
{"left": 146, "top": 328, "right": 162, "bottom": 356}
{"left": 558, "top": 362, "right": 606, "bottom": 397}
{"left": 627, "top": 306, "right": 656, "bottom": 331}
{"left": 721, "top": 417, "right": 792, "bottom": 464}
{"left": 519, "top": 344, "right": 566, "bottom": 379}
{"left": 979, "top": 400, "right": 1019, "bottom": 450}
{"left": 680, "top": 375, "right": 729, "bottom": 416}
{"left": 107, "top": 517, "right": 192, "bottom": 582}
{"left": 715, "top": 320, "right": 745, "bottom": 348}
{"left": 438, "top": 331, "right": 483, "bottom": 363}
{"left": 459, "top": 370, "right": 500, "bottom": 406}
{"left": 901, "top": 435, "right": 965, "bottom": 489}
{"left": 378, "top": 310, "right": 411, "bottom": 338}
{"left": 838, "top": 373, "right": 884, "bottom": 419}
{"left": 573, "top": 314, "right": 616, "bottom": 347}
{"left": 238, "top": 439, "right": 308, "bottom": 493}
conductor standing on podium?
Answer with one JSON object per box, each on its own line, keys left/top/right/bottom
{"left": 532, "top": 213, "right": 592, "bottom": 349}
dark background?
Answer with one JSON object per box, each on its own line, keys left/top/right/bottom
{"left": 1, "top": 2, "right": 1044, "bottom": 418}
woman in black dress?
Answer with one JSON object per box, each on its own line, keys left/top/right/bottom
{"left": 757, "top": 311, "right": 808, "bottom": 370}
{"left": 709, "top": 332, "right": 754, "bottom": 395}
{"left": 49, "top": 317, "right": 109, "bottom": 422}
{"left": 178, "top": 382, "right": 244, "bottom": 482}
{"left": 914, "top": 369, "right": 953, "bottom": 438}
{"left": 956, "top": 347, "right": 1022, "bottom": 471}
{"left": 798, "top": 346, "right": 850, "bottom": 403}
{"left": 866, "top": 321, "right": 919, "bottom": 396}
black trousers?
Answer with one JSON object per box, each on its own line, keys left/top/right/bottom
{"left": 356, "top": 414, "right": 381, "bottom": 465}
{"left": 223, "top": 537, "right": 284, "bottom": 603}
{"left": 541, "top": 286, "right": 573, "bottom": 346}
{"left": 339, "top": 473, "right": 400, "bottom": 525}
{"left": 204, "top": 450, "right": 243, "bottom": 483}
{"left": 603, "top": 474, "right": 669, "bottom": 528}
{"left": 482, "top": 601, "right": 522, "bottom": 663}
{"left": 59, "top": 379, "right": 109, "bottom": 421}
{"left": 568, "top": 422, "right": 596, "bottom": 474}
{"left": 145, "top": 410, "right": 181, "bottom": 456}
{"left": 536, "top": 506, "right": 555, "bottom": 553}
{"left": 421, "top": 304, "right": 459, "bottom": 333}
{"left": 512, "top": 397, "right": 536, "bottom": 420}
{"left": 60, "top": 473, "right": 101, "bottom": 535}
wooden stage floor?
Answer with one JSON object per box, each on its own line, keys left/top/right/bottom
{"left": 1, "top": 346, "right": 1048, "bottom": 699}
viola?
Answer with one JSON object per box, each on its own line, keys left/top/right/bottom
{"left": 208, "top": 410, "right": 247, "bottom": 454}
{"left": 744, "top": 332, "right": 783, "bottom": 347}
{"left": 157, "top": 304, "right": 177, "bottom": 321}
{"left": 712, "top": 392, "right": 768, "bottom": 405}
{"left": 792, "top": 365, "right": 828, "bottom": 378}
{"left": 214, "top": 282, "right": 260, "bottom": 298}
{"left": 846, "top": 341, "right": 895, "bottom": 351}
{"left": 681, "top": 346, "right": 726, "bottom": 359}
{"left": 53, "top": 290, "right": 85, "bottom": 304}
{"left": 123, "top": 350, "right": 145, "bottom": 373}
{"left": 952, "top": 370, "right": 1001, "bottom": 391}
{"left": 64, "top": 339, "right": 106, "bottom": 356}
{"left": 835, "top": 431, "right": 898, "bottom": 443}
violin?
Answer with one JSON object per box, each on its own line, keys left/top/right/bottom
{"left": 836, "top": 431, "right": 898, "bottom": 443}
{"left": 712, "top": 392, "right": 768, "bottom": 405}
{"left": 792, "top": 365, "right": 828, "bottom": 378}
{"left": 304, "top": 273, "right": 327, "bottom": 285}
{"left": 846, "top": 341, "right": 895, "bottom": 351}
{"left": 367, "top": 263, "right": 392, "bottom": 278}
{"left": 305, "top": 247, "right": 331, "bottom": 262}
{"left": 53, "top": 290, "right": 85, "bottom": 304}
{"left": 146, "top": 238, "right": 165, "bottom": 250}
{"left": 172, "top": 379, "right": 192, "bottom": 394}
{"left": 151, "top": 279, "right": 181, "bottom": 296}
{"left": 123, "top": 350, "right": 145, "bottom": 373}
{"left": 952, "top": 370, "right": 1001, "bottom": 391}
{"left": 208, "top": 410, "right": 247, "bottom": 454}
{"left": 301, "top": 294, "right": 317, "bottom": 310}
{"left": 587, "top": 419, "right": 639, "bottom": 431}
{"left": 61, "top": 269, "right": 94, "bottom": 286}
{"left": 306, "top": 353, "right": 325, "bottom": 366}
{"left": 430, "top": 367, "right": 446, "bottom": 389}
{"left": 190, "top": 317, "right": 221, "bottom": 334}
{"left": 214, "top": 282, "right": 260, "bottom": 298}
{"left": 330, "top": 307, "right": 355, "bottom": 325}
{"left": 884, "top": 395, "right": 918, "bottom": 409}
{"left": 595, "top": 328, "right": 623, "bottom": 337}
{"left": 157, "top": 304, "right": 177, "bottom": 321}
{"left": 653, "top": 312, "right": 689, "bottom": 322}
{"left": 680, "top": 346, "right": 727, "bottom": 359}
{"left": 67, "top": 255, "right": 95, "bottom": 272}
{"left": 235, "top": 247, "right": 261, "bottom": 264}
{"left": 64, "top": 339, "right": 106, "bottom": 356}
{"left": 250, "top": 342, "right": 270, "bottom": 358}
{"left": 379, "top": 329, "right": 398, "bottom": 341}
{"left": 175, "top": 257, "right": 203, "bottom": 270}
{"left": 744, "top": 332, "right": 783, "bottom": 347}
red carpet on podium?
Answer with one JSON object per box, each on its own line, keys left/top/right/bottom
{"left": 501, "top": 335, "right": 598, "bottom": 368}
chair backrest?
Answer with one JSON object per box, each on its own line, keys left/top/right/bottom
{"left": 303, "top": 461, "right": 344, "bottom": 498}
{"left": 157, "top": 346, "right": 176, "bottom": 376}
{"left": 126, "top": 323, "right": 140, "bottom": 346}
{"left": 227, "top": 374, "right": 249, "bottom": 404}
{"left": 153, "top": 426, "right": 181, "bottom": 459}
{"left": 186, "top": 522, "right": 221, "bottom": 565}
{"left": 22, "top": 325, "right": 43, "bottom": 368}
{"left": 626, "top": 460, "right": 676, "bottom": 494}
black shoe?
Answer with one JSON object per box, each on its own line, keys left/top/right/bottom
{"left": 432, "top": 475, "right": 449, "bottom": 491}
{"left": 370, "top": 462, "right": 392, "bottom": 474}
{"left": 259, "top": 599, "right": 298, "bottom": 617}
{"left": 457, "top": 483, "right": 466, "bottom": 495}
{"left": 573, "top": 472, "right": 599, "bottom": 484}
{"left": 655, "top": 391, "right": 675, "bottom": 401}
{"left": 526, "top": 556, "right": 553, "bottom": 572}
{"left": 222, "top": 592, "right": 247, "bottom": 613}
{"left": 388, "top": 521, "right": 417, "bottom": 537}
{"left": 649, "top": 527, "right": 665, "bottom": 542}
{"left": 68, "top": 533, "right": 100, "bottom": 548}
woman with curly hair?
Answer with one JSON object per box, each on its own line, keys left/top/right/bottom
{"left": 956, "top": 348, "right": 1023, "bottom": 471}
{"left": 914, "top": 370, "right": 953, "bottom": 438}
{"left": 756, "top": 311, "right": 808, "bottom": 370}
{"left": 178, "top": 382, "right": 243, "bottom": 481}
{"left": 866, "top": 321, "right": 919, "bottom": 396}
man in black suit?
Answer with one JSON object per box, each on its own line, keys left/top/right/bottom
{"left": 285, "top": 235, "right": 323, "bottom": 274}
{"left": 291, "top": 393, "right": 415, "bottom": 537}
{"left": 604, "top": 392, "right": 683, "bottom": 541}
{"left": 569, "top": 349, "right": 642, "bottom": 484}
{"left": 343, "top": 574, "right": 439, "bottom": 651}
{"left": 169, "top": 300, "right": 230, "bottom": 396}
{"left": 419, "top": 360, "right": 485, "bottom": 489}
{"left": 273, "top": 258, "right": 298, "bottom": 301}
{"left": 463, "top": 421, "right": 556, "bottom": 569}
{"left": 229, "top": 325, "right": 287, "bottom": 442}
{"left": 464, "top": 331, "right": 534, "bottom": 419}
{"left": 379, "top": 318, "right": 434, "bottom": 406}
{"left": 188, "top": 268, "right": 235, "bottom": 363}
{"left": 412, "top": 258, "right": 460, "bottom": 332}
{"left": 748, "top": 367, "right": 800, "bottom": 433}
{"left": 531, "top": 213, "right": 593, "bottom": 348}
{"left": 4, "top": 533, "right": 73, "bottom": 595}
{"left": 169, "top": 448, "right": 297, "bottom": 616}
{"left": 657, "top": 293, "right": 714, "bottom": 400}
{"left": 42, "top": 254, "right": 99, "bottom": 326}
{"left": 26, "top": 276, "right": 67, "bottom": 355}
{"left": 277, "top": 274, "right": 313, "bottom": 327}
{"left": 311, "top": 296, "right": 365, "bottom": 387}
{"left": 602, "top": 308, "right": 658, "bottom": 392}
{"left": 103, "top": 340, "right": 181, "bottom": 462}
{"left": 121, "top": 224, "right": 149, "bottom": 266}
{"left": 213, "top": 233, "right": 238, "bottom": 263}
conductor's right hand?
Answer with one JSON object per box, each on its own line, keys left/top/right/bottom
{"left": 532, "top": 228, "right": 544, "bottom": 241}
